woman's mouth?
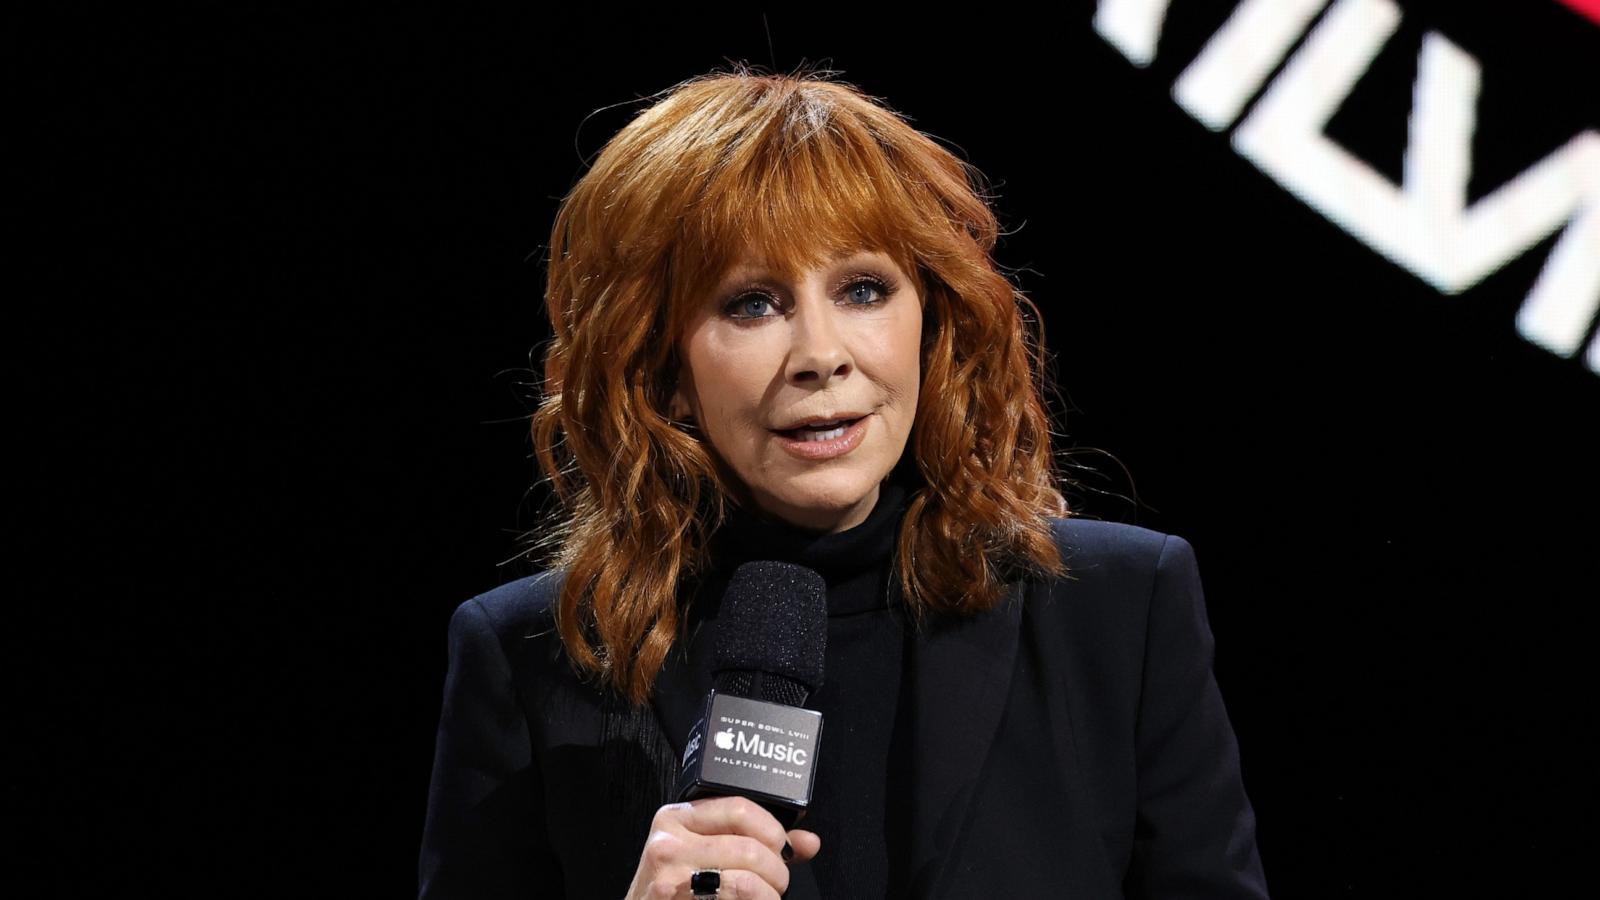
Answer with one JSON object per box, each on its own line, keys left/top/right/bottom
{"left": 772, "top": 415, "right": 869, "bottom": 460}
{"left": 782, "top": 418, "right": 855, "bottom": 441}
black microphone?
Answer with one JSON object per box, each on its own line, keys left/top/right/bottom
{"left": 675, "top": 561, "right": 827, "bottom": 830}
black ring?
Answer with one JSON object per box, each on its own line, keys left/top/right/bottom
{"left": 690, "top": 867, "right": 722, "bottom": 895}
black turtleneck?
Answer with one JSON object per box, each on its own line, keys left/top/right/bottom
{"left": 685, "top": 478, "right": 916, "bottom": 899}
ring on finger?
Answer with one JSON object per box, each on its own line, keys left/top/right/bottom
{"left": 690, "top": 867, "right": 721, "bottom": 899}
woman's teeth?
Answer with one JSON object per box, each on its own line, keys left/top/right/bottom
{"left": 786, "top": 418, "right": 855, "bottom": 441}
{"left": 796, "top": 424, "right": 848, "bottom": 442}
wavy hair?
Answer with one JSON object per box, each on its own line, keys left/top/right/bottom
{"left": 528, "top": 65, "right": 1070, "bottom": 706}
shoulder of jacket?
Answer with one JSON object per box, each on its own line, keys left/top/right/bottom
{"left": 1046, "top": 516, "right": 1175, "bottom": 573}
{"left": 1035, "top": 517, "right": 1202, "bottom": 625}
{"left": 453, "top": 569, "right": 565, "bottom": 645}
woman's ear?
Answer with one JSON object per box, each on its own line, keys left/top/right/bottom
{"left": 668, "top": 378, "right": 695, "bottom": 423}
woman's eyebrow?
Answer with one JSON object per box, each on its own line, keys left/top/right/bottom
{"left": 831, "top": 249, "right": 891, "bottom": 267}
{"left": 718, "top": 251, "right": 892, "bottom": 285}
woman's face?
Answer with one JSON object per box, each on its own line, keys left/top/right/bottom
{"left": 671, "top": 248, "right": 923, "bottom": 534}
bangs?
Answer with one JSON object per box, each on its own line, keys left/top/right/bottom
{"left": 663, "top": 80, "right": 937, "bottom": 328}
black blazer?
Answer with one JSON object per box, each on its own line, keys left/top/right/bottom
{"left": 419, "top": 518, "right": 1269, "bottom": 898}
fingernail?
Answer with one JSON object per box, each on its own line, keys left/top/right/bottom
{"left": 782, "top": 840, "right": 794, "bottom": 861}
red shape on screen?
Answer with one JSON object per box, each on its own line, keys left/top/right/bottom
{"left": 1554, "top": 0, "right": 1600, "bottom": 26}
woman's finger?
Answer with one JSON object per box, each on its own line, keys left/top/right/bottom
{"left": 673, "top": 796, "right": 789, "bottom": 852}
{"left": 783, "top": 828, "right": 822, "bottom": 863}
{"left": 685, "top": 833, "right": 791, "bottom": 896}
{"left": 692, "top": 867, "right": 781, "bottom": 900}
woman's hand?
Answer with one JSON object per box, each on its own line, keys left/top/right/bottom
{"left": 624, "top": 796, "right": 821, "bottom": 899}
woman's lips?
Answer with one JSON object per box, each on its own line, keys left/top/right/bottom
{"left": 772, "top": 414, "right": 870, "bottom": 460}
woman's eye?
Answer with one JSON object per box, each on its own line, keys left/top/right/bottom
{"left": 726, "top": 293, "right": 777, "bottom": 319}
{"left": 723, "top": 275, "right": 891, "bottom": 320}
{"left": 844, "top": 278, "right": 889, "bottom": 305}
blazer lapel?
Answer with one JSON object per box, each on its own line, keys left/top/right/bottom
{"left": 649, "top": 627, "right": 709, "bottom": 767}
{"left": 903, "top": 579, "right": 1027, "bottom": 895}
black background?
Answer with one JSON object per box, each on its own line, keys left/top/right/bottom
{"left": 23, "top": 3, "right": 1598, "bottom": 896}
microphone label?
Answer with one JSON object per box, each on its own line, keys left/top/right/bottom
{"left": 679, "top": 690, "right": 823, "bottom": 808}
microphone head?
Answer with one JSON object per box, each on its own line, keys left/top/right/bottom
{"left": 710, "top": 561, "right": 827, "bottom": 700}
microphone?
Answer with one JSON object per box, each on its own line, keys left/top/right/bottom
{"left": 675, "top": 561, "right": 827, "bottom": 830}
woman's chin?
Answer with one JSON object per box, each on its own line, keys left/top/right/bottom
{"left": 755, "top": 481, "right": 883, "bottom": 534}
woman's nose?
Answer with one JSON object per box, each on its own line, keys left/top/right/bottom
{"left": 785, "top": 299, "right": 852, "bottom": 386}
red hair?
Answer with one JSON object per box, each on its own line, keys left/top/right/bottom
{"left": 529, "top": 65, "right": 1070, "bottom": 706}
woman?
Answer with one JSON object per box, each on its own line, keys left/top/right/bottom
{"left": 420, "top": 66, "right": 1268, "bottom": 899}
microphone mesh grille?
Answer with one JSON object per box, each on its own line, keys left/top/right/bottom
{"left": 709, "top": 561, "right": 828, "bottom": 700}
